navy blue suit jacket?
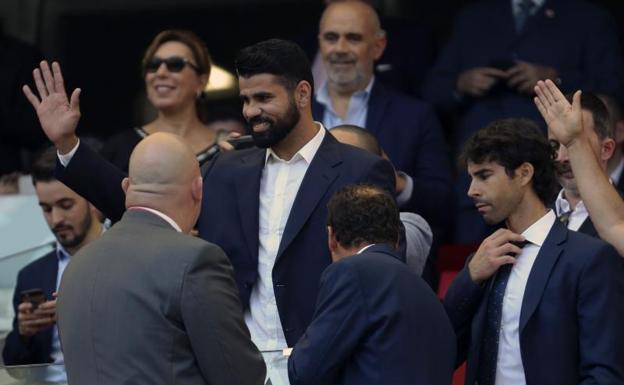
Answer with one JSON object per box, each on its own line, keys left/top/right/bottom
{"left": 313, "top": 81, "right": 454, "bottom": 228}
{"left": 196, "top": 132, "right": 396, "bottom": 346}
{"left": 423, "top": 0, "right": 624, "bottom": 147}
{"left": 444, "top": 221, "right": 624, "bottom": 384}
{"left": 2, "top": 250, "right": 57, "bottom": 365}
{"left": 56, "top": 132, "right": 396, "bottom": 347}
{"left": 288, "top": 244, "right": 455, "bottom": 385}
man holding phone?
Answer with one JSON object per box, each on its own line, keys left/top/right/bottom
{"left": 2, "top": 147, "right": 102, "bottom": 380}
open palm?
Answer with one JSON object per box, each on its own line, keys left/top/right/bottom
{"left": 23, "top": 61, "right": 81, "bottom": 151}
{"left": 533, "top": 79, "right": 582, "bottom": 147}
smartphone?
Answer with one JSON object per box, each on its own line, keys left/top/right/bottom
{"left": 227, "top": 135, "right": 255, "bottom": 150}
{"left": 20, "top": 288, "right": 46, "bottom": 310}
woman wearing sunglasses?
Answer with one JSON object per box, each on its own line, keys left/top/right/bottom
{"left": 101, "top": 29, "right": 219, "bottom": 172}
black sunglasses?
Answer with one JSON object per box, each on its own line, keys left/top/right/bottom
{"left": 144, "top": 56, "right": 200, "bottom": 73}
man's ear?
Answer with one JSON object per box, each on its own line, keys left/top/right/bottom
{"left": 121, "top": 177, "right": 129, "bottom": 195}
{"left": 295, "top": 80, "right": 312, "bottom": 108}
{"left": 327, "top": 226, "right": 338, "bottom": 253}
{"left": 601, "top": 137, "right": 616, "bottom": 162}
{"left": 192, "top": 176, "right": 203, "bottom": 203}
{"left": 517, "top": 162, "right": 535, "bottom": 187}
{"left": 372, "top": 31, "right": 387, "bottom": 61}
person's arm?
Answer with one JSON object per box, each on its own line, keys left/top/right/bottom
{"left": 534, "top": 80, "right": 624, "bottom": 255}
{"left": 181, "top": 243, "right": 266, "bottom": 385}
{"left": 23, "top": 61, "right": 127, "bottom": 222}
{"left": 288, "top": 262, "right": 367, "bottom": 385}
{"left": 577, "top": 244, "right": 624, "bottom": 383}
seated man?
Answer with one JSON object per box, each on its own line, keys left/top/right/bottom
{"left": 444, "top": 118, "right": 624, "bottom": 384}
{"left": 2, "top": 147, "right": 103, "bottom": 381}
{"left": 288, "top": 184, "right": 455, "bottom": 385}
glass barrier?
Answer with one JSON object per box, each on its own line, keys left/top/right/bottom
{"left": 0, "top": 364, "right": 66, "bottom": 385}
{"left": 0, "top": 351, "right": 290, "bottom": 385}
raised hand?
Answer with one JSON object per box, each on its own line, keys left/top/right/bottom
{"left": 534, "top": 79, "right": 583, "bottom": 147}
{"left": 23, "top": 61, "right": 81, "bottom": 154}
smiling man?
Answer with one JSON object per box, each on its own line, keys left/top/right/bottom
{"left": 443, "top": 119, "right": 624, "bottom": 385}
{"left": 23, "top": 39, "right": 396, "bottom": 357}
{"left": 550, "top": 92, "right": 615, "bottom": 237}
{"left": 312, "top": 0, "right": 453, "bottom": 235}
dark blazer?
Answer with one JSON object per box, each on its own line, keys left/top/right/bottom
{"left": 444, "top": 221, "right": 624, "bottom": 385}
{"left": 56, "top": 131, "right": 396, "bottom": 347}
{"left": 312, "top": 81, "right": 454, "bottom": 228}
{"left": 2, "top": 250, "right": 57, "bottom": 365}
{"left": 288, "top": 244, "right": 455, "bottom": 385}
{"left": 197, "top": 132, "right": 396, "bottom": 346}
{"left": 423, "top": 0, "right": 624, "bottom": 147}
{"left": 56, "top": 209, "right": 265, "bottom": 385}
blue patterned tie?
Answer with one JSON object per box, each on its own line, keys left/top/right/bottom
{"left": 515, "top": 0, "right": 536, "bottom": 33}
{"left": 477, "top": 240, "right": 529, "bottom": 385}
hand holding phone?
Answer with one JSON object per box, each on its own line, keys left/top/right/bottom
{"left": 20, "top": 288, "right": 45, "bottom": 310}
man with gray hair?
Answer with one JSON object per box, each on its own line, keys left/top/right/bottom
{"left": 56, "top": 133, "right": 265, "bottom": 385}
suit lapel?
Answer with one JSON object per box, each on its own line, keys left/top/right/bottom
{"left": 577, "top": 217, "right": 598, "bottom": 238}
{"left": 276, "top": 134, "right": 341, "bottom": 261}
{"left": 41, "top": 251, "right": 60, "bottom": 297}
{"left": 365, "top": 81, "right": 389, "bottom": 136}
{"left": 234, "top": 150, "right": 265, "bottom": 261}
{"left": 519, "top": 221, "right": 566, "bottom": 333}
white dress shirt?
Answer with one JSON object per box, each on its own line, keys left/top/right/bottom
{"left": 554, "top": 189, "right": 589, "bottom": 231}
{"left": 496, "top": 210, "right": 555, "bottom": 385}
{"left": 316, "top": 77, "right": 375, "bottom": 129}
{"left": 511, "top": 0, "right": 545, "bottom": 16}
{"left": 245, "top": 124, "right": 326, "bottom": 351}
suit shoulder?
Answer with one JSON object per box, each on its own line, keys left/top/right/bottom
{"left": 564, "top": 229, "right": 620, "bottom": 263}
{"left": 17, "top": 250, "right": 57, "bottom": 277}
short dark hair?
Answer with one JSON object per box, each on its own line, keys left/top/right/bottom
{"left": 460, "top": 118, "right": 557, "bottom": 205}
{"left": 31, "top": 146, "right": 58, "bottom": 186}
{"left": 327, "top": 184, "right": 400, "bottom": 248}
{"left": 235, "top": 39, "right": 314, "bottom": 94}
{"left": 331, "top": 124, "right": 382, "bottom": 156}
{"left": 565, "top": 91, "right": 613, "bottom": 139}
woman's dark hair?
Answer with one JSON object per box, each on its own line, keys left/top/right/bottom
{"left": 460, "top": 118, "right": 558, "bottom": 204}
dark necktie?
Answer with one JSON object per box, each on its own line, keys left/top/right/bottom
{"left": 516, "top": 0, "right": 536, "bottom": 32}
{"left": 558, "top": 210, "right": 573, "bottom": 227}
{"left": 477, "top": 240, "right": 530, "bottom": 385}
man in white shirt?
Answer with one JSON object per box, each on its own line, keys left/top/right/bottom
{"left": 22, "top": 39, "right": 396, "bottom": 355}
{"left": 551, "top": 91, "right": 615, "bottom": 237}
{"left": 444, "top": 118, "right": 624, "bottom": 385}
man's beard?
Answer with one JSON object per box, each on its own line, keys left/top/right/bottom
{"left": 248, "top": 100, "right": 300, "bottom": 149}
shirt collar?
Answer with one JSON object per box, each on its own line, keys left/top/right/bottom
{"left": 512, "top": 0, "right": 545, "bottom": 13}
{"left": 315, "top": 76, "right": 376, "bottom": 109}
{"left": 521, "top": 209, "right": 556, "bottom": 247}
{"left": 610, "top": 157, "right": 624, "bottom": 184}
{"left": 554, "top": 188, "right": 586, "bottom": 216}
{"left": 357, "top": 244, "right": 375, "bottom": 254}
{"left": 264, "top": 122, "right": 326, "bottom": 165}
{"left": 55, "top": 242, "right": 71, "bottom": 262}
{"left": 128, "top": 206, "right": 183, "bottom": 232}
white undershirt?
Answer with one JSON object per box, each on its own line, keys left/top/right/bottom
{"left": 245, "top": 124, "right": 326, "bottom": 351}
{"left": 496, "top": 209, "right": 555, "bottom": 385}
{"left": 554, "top": 189, "right": 589, "bottom": 231}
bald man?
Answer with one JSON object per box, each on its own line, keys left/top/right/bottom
{"left": 311, "top": 0, "right": 453, "bottom": 234}
{"left": 56, "top": 133, "right": 265, "bottom": 385}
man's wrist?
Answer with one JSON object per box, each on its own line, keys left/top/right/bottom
{"left": 56, "top": 135, "right": 80, "bottom": 155}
